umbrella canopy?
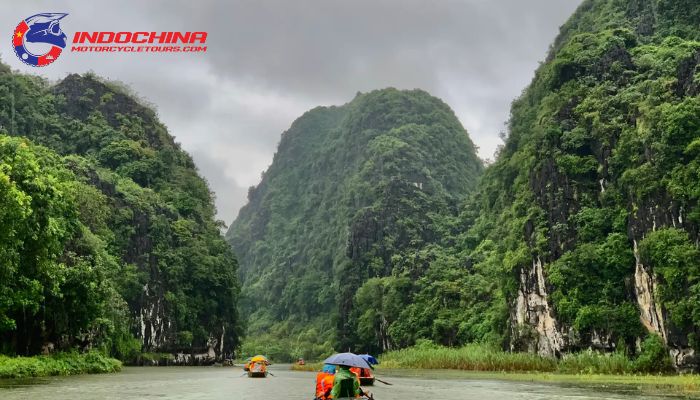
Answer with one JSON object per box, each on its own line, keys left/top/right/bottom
{"left": 359, "top": 354, "right": 379, "bottom": 365}
{"left": 250, "top": 355, "right": 269, "bottom": 363}
{"left": 323, "top": 352, "right": 372, "bottom": 369}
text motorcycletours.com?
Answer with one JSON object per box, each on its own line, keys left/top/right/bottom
{"left": 70, "top": 31, "right": 208, "bottom": 53}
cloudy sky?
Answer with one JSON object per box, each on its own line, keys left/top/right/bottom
{"left": 3, "top": 0, "right": 582, "bottom": 225}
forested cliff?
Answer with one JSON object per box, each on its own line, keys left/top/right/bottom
{"left": 470, "top": 0, "right": 700, "bottom": 369}
{"left": 227, "top": 89, "right": 483, "bottom": 359}
{"left": 0, "top": 67, "right": 240, "bottom": 363}
{"left": 228, "top": 0, "right": 700, "bottom": 370}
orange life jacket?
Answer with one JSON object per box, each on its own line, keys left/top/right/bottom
{"left": 315, "top": 372, "right": 335, "bottom": 399}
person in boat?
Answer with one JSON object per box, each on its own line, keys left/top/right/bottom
{"left": 315, "top": 364, "right": 336, "bottom": 400}
{"left": 330, "top": 365, "right": 369, "bottom": 399}
{"left": 350, "top": 367, "right": 373, "bottom": 383}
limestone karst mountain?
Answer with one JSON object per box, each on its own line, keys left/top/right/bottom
{"left": 0, "top": 68, "right": 240, "bottom": 362}
{"left": 227, "top": 88, "right": 483, "bottom": 359}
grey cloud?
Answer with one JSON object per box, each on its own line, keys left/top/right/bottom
{"left": 2, "top": 0, "right": 582, "bottom": 224}
{"left": 190, "top": 149, "right": 249, "bottom": 225}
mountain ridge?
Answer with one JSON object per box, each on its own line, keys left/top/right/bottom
{"left": 0, "top": 66, "right": 240, "bottom": 363}
{"left": 227, "top": 87, "right": 483, "bottom": 360}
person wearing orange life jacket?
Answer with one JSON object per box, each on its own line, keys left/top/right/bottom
{"left": 315, "top": 364, "right": 336, "bottom": 400}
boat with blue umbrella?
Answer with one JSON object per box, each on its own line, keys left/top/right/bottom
{"left": 357, "top": 354, "right": 379, "bottom": 385}
{"left": 323, "top": 352, "right": 373, "bottom": 369}
{"left": 321, "top": 353, "right": 375, "bottom": 399}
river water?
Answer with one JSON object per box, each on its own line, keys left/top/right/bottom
{"left": 0, "top": 366, "right": 693, "bottom": 399}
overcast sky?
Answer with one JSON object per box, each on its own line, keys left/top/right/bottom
{"left": 3, "top": 0, "right": 581, "bottom": 225}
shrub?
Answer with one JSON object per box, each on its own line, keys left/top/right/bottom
{"left": 0, "top": 351, "right": 121, "bottom": 379}
{"left": 633, "top": 335, "right": 674, "bottom": 373}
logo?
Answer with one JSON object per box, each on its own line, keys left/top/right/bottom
{"left": 13, "top": 13, "right": 68, "bottom": 67}
{"left": 10, "top": 13, "right": 207, "bottom": 67}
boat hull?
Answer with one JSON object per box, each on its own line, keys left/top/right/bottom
{"left": 248, "top": 371, "right": 268, "bottom": 378}
{"left": 360, "top": 377, "right": 375, "bottom": 386}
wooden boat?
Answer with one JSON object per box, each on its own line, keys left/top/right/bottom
{"left": 352, "top": 367, "right": 375, "bottom": 386}
{"left": 247, "top": 355, "right": 270, "bottom": 378}
{"left": 360, "top": 375, "right": 375, "bottom": 386}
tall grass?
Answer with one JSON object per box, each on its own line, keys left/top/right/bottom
{"left": 0, "top": 351, "right": 122, "bottom": 379}
{"left": 379, "top": 343, "right": 672, "bottom": 375}
{"left": 380, "top": 343, "right": 557, "bottom": 372}
{"left": 558, "top": 350, "right": 632, "bottom": 374}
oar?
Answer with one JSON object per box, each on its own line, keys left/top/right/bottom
{"left": 375, "top": 378, "right": 393, "bottom": 386}
{"left": 238, "top": 372, "right": 248, "bottom": 377}
{"left": 267, "top": 371, "right": 276, "bottom": 377}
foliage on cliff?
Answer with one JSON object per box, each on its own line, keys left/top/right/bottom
{"left": 0, "top": 68, "right": 240, "bottom": 358}
{"left": 231, "top": 1, "right": 700, "bottom": 370}
{"left": 227, "top": 89, "right": 483, "bottom": 360}
{"left": 455, "top": 0, "right": 700, "bottom": 360}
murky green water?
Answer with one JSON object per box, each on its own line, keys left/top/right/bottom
{"left": 0, "top": 366, "right": 693, "bottom": 399}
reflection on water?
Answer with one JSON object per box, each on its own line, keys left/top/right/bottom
{"left": 0, "top": 366, "right": 692, "bottom": 400}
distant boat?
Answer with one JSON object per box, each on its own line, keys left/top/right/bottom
{"left": 352, "top": 367, "right": 375, "bottom": 386}
{"left": 359, "top": 370, "right": 375, "bottom": 386}
{"left": 357, "top": 354, "right": 379, "bottom": 386}
{"left": 247, "top": 355, "right": 270, "bottom": 378}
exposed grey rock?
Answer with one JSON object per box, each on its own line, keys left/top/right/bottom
{"left": 512, "top": 256, "right": 565, "bottom": 357}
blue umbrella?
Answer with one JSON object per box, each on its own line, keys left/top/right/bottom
{"left": 359, "top": 354, "right": 379, "bottom": 365}
{"left": 323, "top": 352, "right": 372, "bottom": 369}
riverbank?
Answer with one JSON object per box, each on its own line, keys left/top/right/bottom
{"left": 288, "top": 341, "right": 700, "bottom": 395}
{"left": 0, "top": 352, "right": 122, "bottom": 379}
{"left": 372, "top": 342, "right": 700, "bottom": 395}
{"left": 379, "top": 339, "right": 672, "bottom": 374}
{"left": 373, "top": 368, "right": 700, "bottom": 397}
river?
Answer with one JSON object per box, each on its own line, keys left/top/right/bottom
{"left": 0, "top": 366, "right": 692, "bottom": 399}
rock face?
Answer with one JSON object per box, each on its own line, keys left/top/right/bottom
{"left": 513, "top": 257, "right": 565, "bottom": 357}
{"left": 633, "top": 241, "right": 666, "bottom": 339}
{"left": 477, "top": 0, "right": 700, "bottom": 370}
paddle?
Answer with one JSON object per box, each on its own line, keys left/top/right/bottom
{"left": 267, "top": 371, "right": 276, "bottom": 377}
{"left": 374, "top": 378, "right": 393, "bottom": 386}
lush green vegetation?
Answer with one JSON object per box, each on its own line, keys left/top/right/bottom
{"left": 231, "top": 0, "right": 700, "bottom": 373}
{"left": 380, "top": 336, "right": 672, "bottom": 374}
{"left": 0, "top": 352, "right": 121, "bottom": 379}
{"left": 0, "top": 68, "right": 240, "bottom": 362}
{"left": 456, "top": 0, "right": 700, "bottom": 359}
{"left": 380, "top": 341, "right": 557, "bottom": 372}
{"left": 228, "top": 89, "right": 483, "bottom": 361}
